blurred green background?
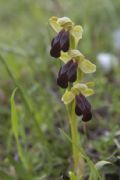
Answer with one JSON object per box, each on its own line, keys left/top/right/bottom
{"left": 0, "top": 0, "right": 120, "bottom": 179}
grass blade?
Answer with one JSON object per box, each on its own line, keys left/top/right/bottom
{"left": 11, "top": 88, "right": 28, "bottom": 170}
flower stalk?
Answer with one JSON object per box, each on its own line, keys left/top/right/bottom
{"left": 67, "top": 101, "right": 84, "bottom": 178}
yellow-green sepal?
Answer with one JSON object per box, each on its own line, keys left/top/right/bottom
{"left": 83, "top": 88, "right": 94, "bottom": 96}
{"left": 86, "top": 81, "right": 95, "bottom": 87}
{"left": 49, "top": 16, "right": 62, "bottom": 32}
{"left": 71, "top": 25, "right": 83, "bottom": 47}
{"left": 80, "top": 59, "right": 96, "bottom": 73}
{"left": 62, "top": 90, "right": 75, "bottom": 104}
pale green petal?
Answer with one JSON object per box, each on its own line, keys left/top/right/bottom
{"left": 49, "top": 16, "right": 62, "bottom": 32}
{"left": 60, "top": 51, "right": 71, "bottom": 63}
{"left": 72, "top": 25, "right": 83, "bottom": 39}
{"left": 62, "top": 91, "right": 75, "bottom": 104}
{"left": 60, "top": 50, "right": 84, "bottom": 63}
{"left": 83, "top": 88, "right": 94, "bottom": 96}
{"left": 57, "top": 17, "right": 73, "bottom": 28}
{"left": 71, "top": 83, "right": 87, "bottom": 94}
{"left": 86, "top": 81, "right": 95, "bottom": 87}
{"left": 68, "top": 49, "right": 84, "bottom": 59}
{"left": 71, "top": 83, "right": 94, "bottom": 97}
{"left": 80, "top": 59, "right": 96, "bottom": 73}
{"left": 71, "top": 25, "right": 83, "bottom": 47}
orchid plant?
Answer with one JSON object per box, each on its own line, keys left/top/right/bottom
{"left": 49, "top": 16, "right": 96, "bottom": 179}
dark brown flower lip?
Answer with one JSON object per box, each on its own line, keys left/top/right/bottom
{"left": 57, "top": 66, "right": 68, "bottom": 88}
{"left": 57, "top": 59, "right": 78, "bottom": 88}
{"left": 75, "top": 93, "right": 92, "bottom": 122}
{"left": 50, "top": 29, "right": 70, "bottom": 58}
{"left": 67, "top": 61, "right": 78, "bottom": 82}
{"left": 60, "top": 30, "right": 69, "bottom": 52}
{"left": 50, "top": 42, "right": 61, "bottom": 58}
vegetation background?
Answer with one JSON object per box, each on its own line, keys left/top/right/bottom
{"left": 0, "top": 0, "right": 120, "bottom": 179}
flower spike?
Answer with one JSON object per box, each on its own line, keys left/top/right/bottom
{"left": 49, "top": 16, "right": 96, "bottom": 122}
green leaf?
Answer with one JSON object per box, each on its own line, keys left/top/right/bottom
{"left": 11, "top": 88, "right": 28, "bottom": 170}
{"left": 95, "top": 160, "right": 112, "bottom": 170}
{"left": 0, "top": 170, "right": 13, "bottom": 180}
{"left": 8, "top": 157, "right": 33, "bottom": 180}
{"left": 80, "top": 59, "right": 96, "bottom": 73}
{"left": 11, "top": 88, "right": 19, "bottom": 138}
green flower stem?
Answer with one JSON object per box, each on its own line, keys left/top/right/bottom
{"left": 67, "top": 101, "right": 84, "bottom": 179}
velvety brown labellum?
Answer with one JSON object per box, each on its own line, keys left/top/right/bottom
{"left": 67, "top": 61, "right": 78, "bottom": 82}
{"left": 75, "top": 93, "right": 92, "bottom": 122}
{"left": 50, "top": 29, "right": 69, "bottom": 58}
{"left": 57, "top": 66, "right": 68, "bottom": 88}
{"left": 60, "top": 30, "right": 69, "bottom": 52}
{"left": 57, "top": 60, "right": 78, "bottom": 88}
